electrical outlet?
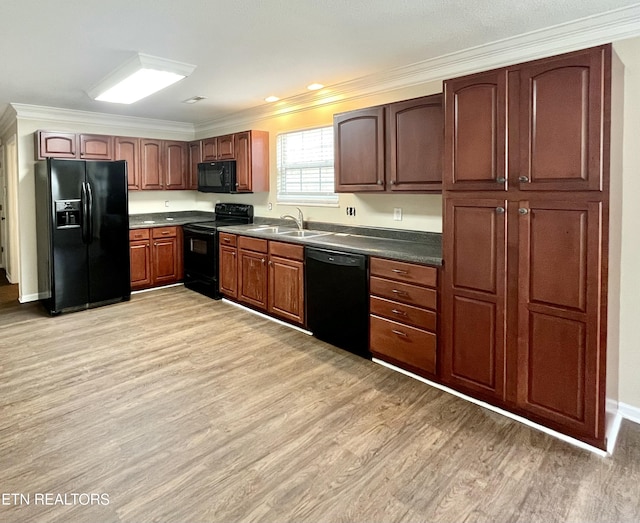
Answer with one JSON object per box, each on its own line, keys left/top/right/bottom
{"left": 268, "top": 202, "right": 273, "bottom": 211}
{"left": 393, "top": 207, "right": 402, "bottom": 221}
{"left": 164, "top": 200, "right": 170, "bottom": 208}
{"left": 346, "top": 206, "right": 356, "bottom": 216}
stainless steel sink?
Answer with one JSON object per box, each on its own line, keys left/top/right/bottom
{"left": 247, "top": 226, "right": 283, "bottom": 233}
{"left": 276, "top": 230, "right": 332, "bottom": 238}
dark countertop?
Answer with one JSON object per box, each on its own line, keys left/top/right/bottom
{"left": 217, "top": 224, "right": 443, "bottom": 266}
{"left": 129, "top": 211, "right": 216, "bottom": 229}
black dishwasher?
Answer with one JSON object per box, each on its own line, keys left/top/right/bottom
{"left": 305, "top": 247, "right": 370, "bottom": 359}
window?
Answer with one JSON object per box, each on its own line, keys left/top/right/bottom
{"left": 276, "top": 126, "right": 338, "bottom": 205}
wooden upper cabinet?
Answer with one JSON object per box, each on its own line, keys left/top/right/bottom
{"left": 444, "top": 70, "right": 507, "bottom": 191}
{"left": 188, "top": 141, "right": 201, "bottom": 190}
{"left": 201, "top": 138, "right": 217, "bottom": 162}
{"left": 115, "top": 137, "right": 140, "bottom": 190}
{"left": 234, "top": 130, "right": 269, "bottom": 193}
{"left": 335, "top": 106, "right": 386, "bottom": 192}
{"left": 140, "top": 139, "right": 163, "bottom": 190}
{"left": 442, "top": 198, "right": 508, "bottom": 401}
{"left": 516, "top": 200, "right": 603, "bottom": 439}
{"left": 79, "top": 134, "right": 113, "bottom": 160}
{"left": 518, "top": 48, "right": 606, "bottom": 191}
{"left": 163, "top": 140, "right": 187, "bottom": 190}
{"left": 216, "top": 134, "right": 235, "bottom": 160}
{"left": 388, "top": 94, "right": 443, "bottom": 191}
{"left": 36, "top": 131, "right": 77, "bottom": 159}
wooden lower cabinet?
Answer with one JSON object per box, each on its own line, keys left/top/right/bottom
{"left": 238, "top": 237, "right": 269, "bottom": 310}
{"left": 369, "top": 257, "right": 439, "bottom": 376}
{"left": 219, "top": 233, "right": 238, "bottom": 298}
{"left": 441, "top": 197, "right": 607, "bottom": 446}
{"left": 221, "top": 235, "right": 305, "bottom": 325}
{"left": 268, "top": 241, "right": 304, "bottom": 325}
{"left": 129, "top": 227, "right": 182, "bottom": 290}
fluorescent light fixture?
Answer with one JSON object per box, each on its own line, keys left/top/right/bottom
{"left": 88, "top": 53, "right": 196, "bottom": 104}
{"left": 265, "top": 95, "right": 280, "bottom": 103}
{"left": 307, "top": 83, "right": 324, "bottom": 91}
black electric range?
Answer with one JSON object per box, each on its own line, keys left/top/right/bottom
{"left": 183, "top": 203, "right": 253, "bottom": 298}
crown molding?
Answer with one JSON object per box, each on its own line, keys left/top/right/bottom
{"left": 11, "top": 103, "right": 194, "bottom": 139}
{"left": 195, "top": 3, "right": 640, "bottom": 136}
{"left": 0, "top": 105, "right": 17, "bottom": 137}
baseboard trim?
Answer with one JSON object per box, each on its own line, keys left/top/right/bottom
{"left": 131, "top": 283, "right": 184, "bottom": 294}
{"left": 619, "top": 402, "right": 640, "bottom": 425}
{"left": 373, "top": 358, "right": 609, "bottom": 457}
{"left": 221, "top": 298, "right": 312, "bottom": 336}
{"left": 18, "top": 292, "right": 41, "bottom": 303}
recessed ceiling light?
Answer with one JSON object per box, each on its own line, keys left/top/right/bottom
{"left": 182, "top": 95, "right": 207, "bottom": 104}
{"left": 265, "top": 95, "right": 280, "bottom": 103}
{"left": 88, "top": 53, "right": 196, "bottom": 104}
{"left": 307, "top": 83, "right": 324, "bottom": 91}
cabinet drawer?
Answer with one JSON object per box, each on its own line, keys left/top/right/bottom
{"left": 370, "top": 296, "right": 436, "bottom": 331}
{"left": 219, "top": 233, "right": 237, "bottom": 247}
{"left": 370, "top": 276, "right": 437, "bottom": 309}
{"left": 129, "top": 228, "right": 150, "bottom": 241}
{"left": 370, "top": 257, "right": 437, "bottom": 287}
{"left": 370, "top": 315, "right": 436, "bottom": 374}
{"left": 238, "top": 235, "right": 268, "bottom": 253}
{"left": 152, "top": 226, "right": 178, "bottom": 239}
{"left": 269, "top": 241, "right": 304, "bottom": 261}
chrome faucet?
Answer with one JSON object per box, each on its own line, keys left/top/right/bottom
{"left": 281, "top": 207, "right": 304, "bottom": 231}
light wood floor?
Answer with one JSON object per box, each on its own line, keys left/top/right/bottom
{"left": 0, "top": 285, "right": 639, "bottom": 523}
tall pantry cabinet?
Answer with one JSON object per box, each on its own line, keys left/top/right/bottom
{"left": 441, "top": 44, "right": 621, "bottom": 449}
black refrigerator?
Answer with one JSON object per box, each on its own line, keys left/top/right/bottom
{"left": 35, "top": 158, "right": 131, "bottom": 314}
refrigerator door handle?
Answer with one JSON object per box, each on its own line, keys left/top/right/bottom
{"left": 86, "top": 181, "right": 94, "bottom": 244}
{"left": 81, "top": 182, "right": 89, "bottom": 244}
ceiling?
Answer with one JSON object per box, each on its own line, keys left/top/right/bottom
{"left": 1, "top": 0, "right": 638, "bottom": 125}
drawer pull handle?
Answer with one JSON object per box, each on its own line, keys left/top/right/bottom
{"left": 391, "top": 289, "right": 408, "bottom": 296}
{"left": 162, "top": 231, "right": 169, "bottom": 235}
{"left": 223, "top": 238, "right": 230, "bottom": 242}
{"left": 391, "top": 309, "right": 407, "bottom": 316}
{"left": 391, "top": 269, "right": 408, "bottom": 274}
{"left": 392, "top": 330, "right": 408, "bottom": 338}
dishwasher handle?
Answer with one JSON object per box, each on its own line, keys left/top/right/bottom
{"left": 305, "top": 248, "right": 366, "bottom": 269}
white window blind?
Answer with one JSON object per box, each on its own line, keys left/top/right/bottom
{"left": 277, "top": 126, "right": 338, "bottom": 205}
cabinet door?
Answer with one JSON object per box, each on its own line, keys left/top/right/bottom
{"left": 188, "top": 141, "right": 201, "bottom": 190}
{"left": 444, "top": 70, "right": 507, "bottom": 191}
{"left": 517, "top": 200, "right": 603, "bottom": 440}
{"left": 130, "top": 240, "right": 151, "bottom": 289}
{"left": 201, "top": 138, "right": 217, "bottom": 162}
{"left": 519, "top": 47, "right": 606, "bottom": 191}
{"left": 388, "top": 94, "right": 443, "bottom": 191}
{"left": 36, "top": 131, "right": 77, "bottom": 159}
{"left": 238, "top": 248, "right": 268, "bottom": 310}
{"left": 216, "top": 134, "right": 235, "bottom": 159}
{"left": 163, "top": 141, "right": 187, "bottom": 190}
{"left": 140, "top": 139, "right": 163, "bottom": 190}
{"left": 234, "top": 131, "right": 251, "bottom": 192}
{"left": 115, "top": 137, "right": 140, "bottom": 190}
{"left": 152, "top": 237, "right": 178, "bottom": 285}
{"left": 219, "top": 245, "right": 238, "bottom": 298}
{"left": 79, "top": 134, "right": 114, "bottom": 160}
{"left": 442, "top": 198, "right": 508, "bottom": 401}
{"left": 268, "top": 255, "right": 304, "bottom": 324}
{"left": 335, "top": 106, "right": 385, "bottom": 192}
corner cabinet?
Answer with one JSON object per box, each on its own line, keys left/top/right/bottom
{"left": 334, "top": 94, "right": 443, "bottom": 193}
{"left": 441, "top": 44, "right": 617, "bottom": 449}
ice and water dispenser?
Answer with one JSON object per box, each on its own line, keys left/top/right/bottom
{"left": 55, "top": 200, "right": 81, "bottom": 228}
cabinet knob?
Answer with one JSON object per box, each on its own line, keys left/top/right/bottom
{"left": 377, "top": 180, "right": 383, "bottom": 185}
{"left": 519, "top": 175, "right": 529, "bottom": 183}
{"left": 495, "top": 207, "right": 505, "bottom": 214}
{"left": 518, "top": 208, "right": 529, "bottom": 215}
{"left": 496, "top": 177, "right": 506, "bottom": 183}
{"left": 390, "top": 180, "right": 396, "bottom": 185}
{"left": 268, "top": 260, "right": 272, "bottom": 266}
{"left": 232, "top": 252, "right": 236, "bottom": 256}
{"left": 261, "top": 258, "right": 265, "bottom": 264}
{"left": 235, "top": 182, "right": 239, "bottom": 187}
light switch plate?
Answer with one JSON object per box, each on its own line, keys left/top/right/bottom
{"left": 393, "top": 208, "right": 402, "bottom": 221}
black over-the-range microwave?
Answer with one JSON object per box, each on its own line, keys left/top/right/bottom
{"left": 197, "top": 160, "right": 240, "bottom": 193}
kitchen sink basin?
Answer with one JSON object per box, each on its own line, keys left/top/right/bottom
{"left": 276, "top": 230, "right": 332, "bottom": 238}
{"left": 247, "top": 226, "right": 283, "bottom": 233}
